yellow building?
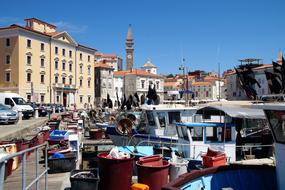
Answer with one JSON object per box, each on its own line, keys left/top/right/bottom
{"left": 0, "top": 18, "right": 96, "bottom": 109}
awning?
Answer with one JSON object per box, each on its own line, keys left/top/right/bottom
{"left": 179, "top": 90, "right": 193, "bottom": 94}
{"left": 167, "top": 91, "right": 180, "bottom": 95}
{"left": 196, "top": 105, "right": 266, "bottom": 119}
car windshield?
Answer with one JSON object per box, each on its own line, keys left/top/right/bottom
{"left": 0, "top": 104, "right": 9, "bottom": 110}
{"left": 12, "top": 97, "right": 27, "bottom": 105}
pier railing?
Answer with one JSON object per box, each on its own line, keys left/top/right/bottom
{"left": 0, "top": 143, "right": 48, "bottom": 190}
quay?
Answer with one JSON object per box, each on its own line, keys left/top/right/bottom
{"left": 0, "top": 117, "right": 49, "bottom": 141}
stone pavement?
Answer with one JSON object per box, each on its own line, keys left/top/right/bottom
{"left": 0, "top": 114, "right": 60, "bottom": 141}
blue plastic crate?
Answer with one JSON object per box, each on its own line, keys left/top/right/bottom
{"left": 49, "top": 130, "right": 69, "bottom": 140}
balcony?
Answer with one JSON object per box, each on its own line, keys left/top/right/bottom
{"left": 53, "top": 83, "right": 77, "bottom": 90}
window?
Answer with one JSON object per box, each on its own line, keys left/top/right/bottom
{"left": 56, "top": 96, "right": 60, "bottom": 103}
{"left": 41, "top": 43, "right": 44, "bottom": 51}
{"left": 88, "top": 96, "right": 91, "bottom": 103}
{"left": 190, "top": 127, "right": 203, "bottom": 141}
{"left": 55, "top": 76, "right": 58, "bottom": 83}
{"left": 80, "top": 79, "right": 83, "bottom": 87}
{"left": 40, "top": 95, "right": 44, "bottom": 103}
{"left": 265, "top": 110, "right": 285, "bottom": 144}
{"left": 55, "top": 46, "right": 58, "bottom": 54}
{"left": 156, "top": 81, "right": 159, "bottom": 89}
{"left": 6, "top": 55, "right": 11, "bottom": 64}
{"left": 6, "top": 38, "right": 10, "bottom": 47}
{"left": 88, "top": 80, "right": 91, "bottom": 88}
{"left": 27, "top": 73, "right": 31, "bottom": 82}
{"left": 41, "top": 58, "right": 44, "bottom": 67}
{"left": 55, "top": 61, "right": 58, "bottom": 70}
{"left": 206, "top": 91, "right": 209, "bottom": 97}
{"left": 88, "top": 55, "right": 90, "bottom": 62}
{"left": 141, "top": 80, "right": 145, "bottom": 89}
{"left": 4, "top": 98, "right": 14, "bottom": 106}
{"left": 69, "top": 63, "right": 72, "bottom": 72}
{"left": 27, "top": 56, "right": 31, "bottom": 65}
{"left": 168, "top": 111, "right": 181, "bottom": 124}
{"left": 40, "top": 74, "right": 45, "bottom": 83}
{"left": 80, "top": 53, "right": 82, "bottom": 60}
{"left": 69, "top": 78, "right": 72, "bottom": 85}
{"left": 80, "top": 96, "right": 83, "bottom": 103}
{"left": 80, "top": 65, "right": 83, "bottom": 74}
{"left": 62, "top": 49, "right": 65, "bottom": 56}
{"left": 88, "top": 67, "right": 91, "bottom": 75}
{"left": 146, "top": 111, "right": 156, "bottom": 126}
{"left": 27, "top": 39, "right": 31, "bottom": 48}
{"left": 62, "top": 62, "right": 66, "bottom": 70}
{"left": 27, "top": 94, "right": 31, "bottom": 102}
{"left": 5, "top": 72, "right": 11, "bottom": 82}
{"left": 62, "top": 77, "right": 66, "bottom": 84}
{"left": 157, "top": 112, "right": 166, "bottom": 127}
{"left": 69, "top": 50, "right": 72, "bottom": 58}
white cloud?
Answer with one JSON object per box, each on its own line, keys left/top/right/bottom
{"left": 51, "top": 21, "right": 88, "bottom": 33}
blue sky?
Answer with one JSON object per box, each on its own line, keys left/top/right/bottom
{"left": 1, "top": 0, "right": 284, "bottom": 75}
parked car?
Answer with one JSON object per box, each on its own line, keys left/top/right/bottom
{"left": 0, "top": 103, "right": 19, "bottom": 124}
{"left": 41, "top": 103, "right": 53, "bottom": 114}
{"left": 0, "top": 93, "right": 34, "bottom": 119}
{"left": 36, "top": 103, "right": 48, "bottom": 117}
{"left": 54, "top": 104, "right": 65, "bottom": 113}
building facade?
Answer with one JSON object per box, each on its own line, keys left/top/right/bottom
{"left": 225, "top": 64, "right": 272, "bottom": 100}
{"left": 95, "top": 52, "right": 123, "bottom": 71}
{"left": 94, "top": 61, "right": 114, "bottom": 107}
{"left": 0, "top": 18, "right": 96, "bottom": 109}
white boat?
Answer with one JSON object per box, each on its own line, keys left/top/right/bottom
{"left": 104, "top": 104, "right": 197, "bottom": 145}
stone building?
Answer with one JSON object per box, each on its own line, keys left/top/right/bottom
{"left": 0, "top": 18, "right": 96, "bottom": 109}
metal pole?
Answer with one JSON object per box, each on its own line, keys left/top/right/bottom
{"left": 0, "top": 162, "right": 6, "bottom": 190}
{"left": 218, "top": 61, "right": 221, "bottom": 101}
{"left": 22, "top": 153, "right": 26, "bottom": 190}
{"left": 45, "top": 145, "right": 48, "bottom": 190}
{"left": 36, "top": 148, "right": 39, "bottom": 190}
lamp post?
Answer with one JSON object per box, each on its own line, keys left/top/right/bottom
{"left": 179, "top": 64, "right": 188, "bottom": 106}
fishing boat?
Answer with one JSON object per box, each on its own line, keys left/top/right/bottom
{"left": 104, "top": 104, "right": 197, "bottom": 145}
{"left": 162, "top": 101, "right": 285, "bottom": 190}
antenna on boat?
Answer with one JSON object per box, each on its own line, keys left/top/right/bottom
{"left": 217, "top": 44, "right": 221, "bottom": 102}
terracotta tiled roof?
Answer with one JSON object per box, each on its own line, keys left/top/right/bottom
{"left": 25, "top": 18, "right": 56, "bottom": 28}
{"left": 164, "top": 82, "right": 180, "bottom": 87}
{"left": 102, "top": 54, "right": 117, "bottom": 58}
{"left": 192, "top": 81, "right": 211, "bottom": 86}
{"left": 114, "top": 69, "right": 161, "bottom": 77}
{"left": 94, "top": 62, "right": 113, "bottom": 69}
{"left": 204, "top": 76, "right": 219, "bottom": 81}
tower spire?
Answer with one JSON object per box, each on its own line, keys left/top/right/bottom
{"left": 127, "top": 24, "right": 133, "bottom": 40}
{"left": 126, "top": 24, "right": 134, "bottom": 70}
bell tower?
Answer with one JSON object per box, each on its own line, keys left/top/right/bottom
{"left": 126, "top": 24, "right": 134, "bottom": 70}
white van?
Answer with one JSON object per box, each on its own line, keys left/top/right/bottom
{"left": 0, "top": 93, "right": 34, "bottom": 119}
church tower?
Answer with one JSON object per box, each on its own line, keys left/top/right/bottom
{"left": 126, "top": 24, "right": 134, "bottom": 70}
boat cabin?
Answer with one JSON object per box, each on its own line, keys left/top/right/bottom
{"left": 257, "top": 103, "right": 285, "bottom": 190}
{"left": 138, "top": 105, "right": 197, "bottom": 137}
{"left": 176, "top": 122, "right": 236, "bottom": 161}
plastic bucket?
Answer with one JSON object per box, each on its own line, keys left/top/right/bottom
{"left": 98, "top": 152, "right": 134, "bottom": 190}
{"left": 137, "top": 156, "right": 170, "bottom": 190}
{"left": 169, "top": 158, "right": 189, "bottom": 182}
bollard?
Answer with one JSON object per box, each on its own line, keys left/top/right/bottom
{"left": 18, "top": 111, "right": 23, "bottom": 123}
{"left": 48, "top": 111, "right": 51, "bottom": 120}
{"left": 34, "top": 108, "right": 39, "bottom": 119}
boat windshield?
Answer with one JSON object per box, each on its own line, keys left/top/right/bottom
{"left": 12, "top": 97, "right": 27, "bottom": 105}
{"left": 157, "top": 112, "right": 166, "bottom": 127}
{"left": 146, "top": 111, "right": 155, "bottom": 126}
{"left": 265, "top": 110, "right": 285, "bottom": 144}
{"left": 168, "top": 111, "right": 181, "bottom": 124}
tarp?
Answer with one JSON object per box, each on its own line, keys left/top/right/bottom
{"left": 196, "top": 105, "right": 266, "bottom": 119}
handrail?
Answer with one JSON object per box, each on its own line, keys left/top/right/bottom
{"left": 0, "top": 142, "right": 49, "bottom": 190}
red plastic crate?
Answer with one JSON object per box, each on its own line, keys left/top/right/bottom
{"left": 202, "top": 154, "right": 227, "bottom": 168}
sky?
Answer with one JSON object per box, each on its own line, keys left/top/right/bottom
{"left": 1, "top": 0, "right": 285, "bottom": 75}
